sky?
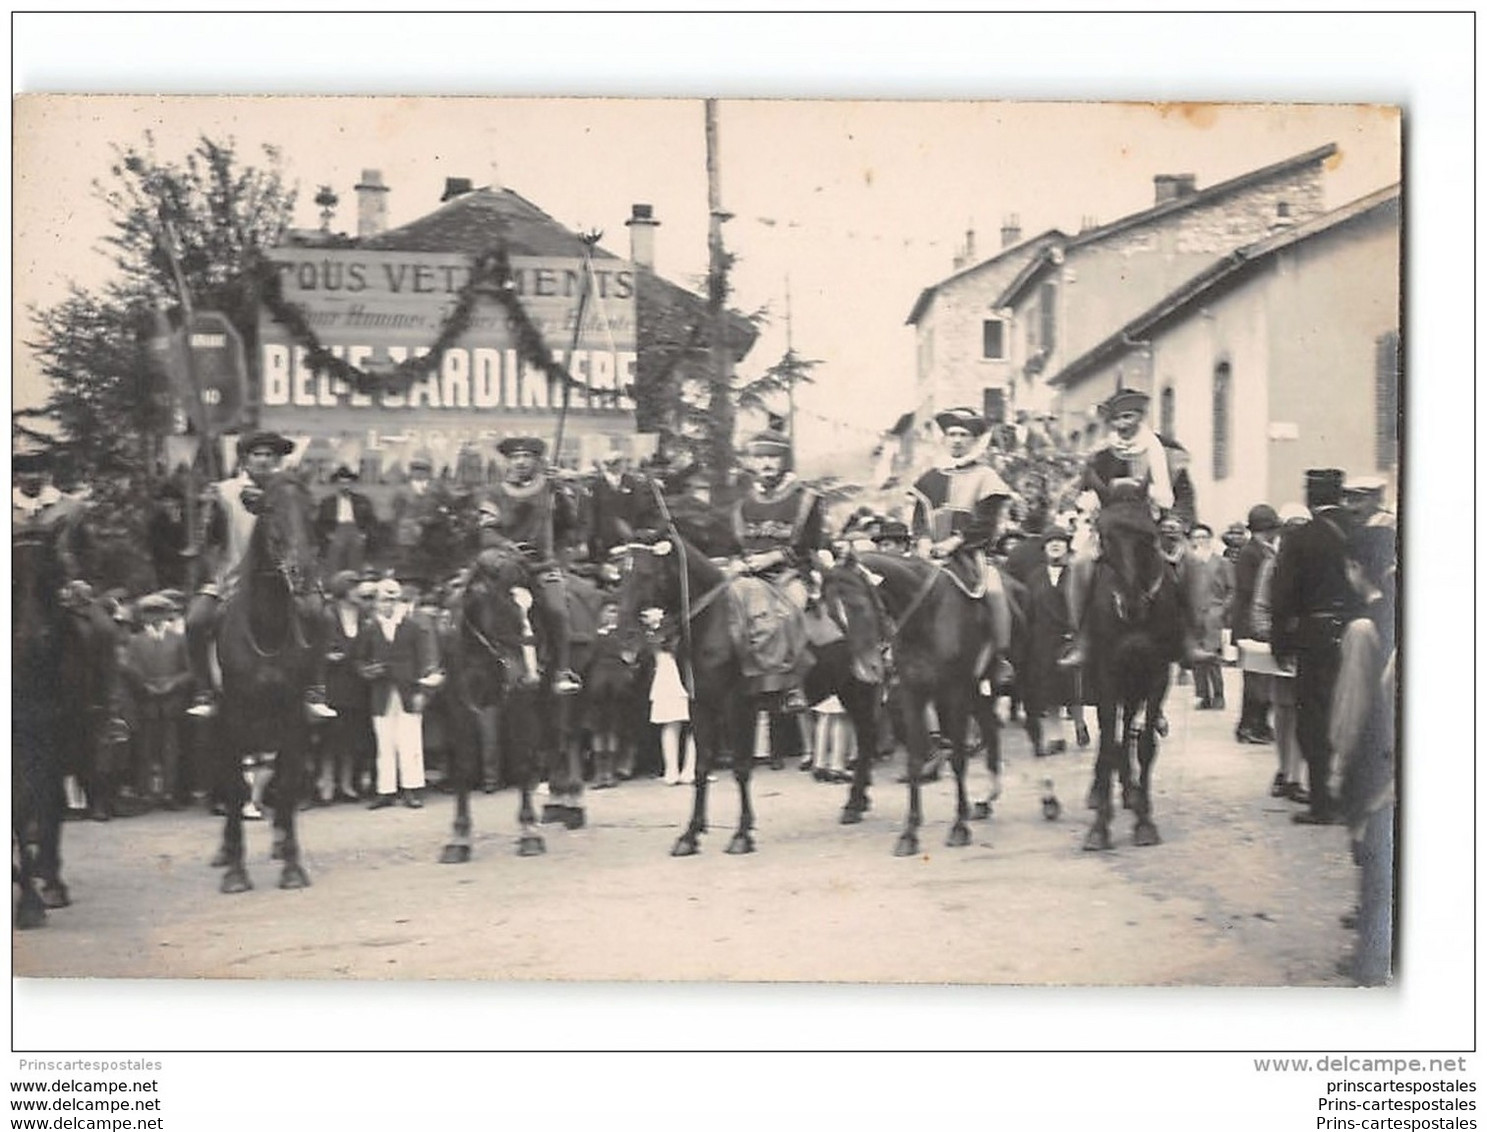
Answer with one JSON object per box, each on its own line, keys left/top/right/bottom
{"left": 14, "top": 94, "right": 1400, "bottom": 464}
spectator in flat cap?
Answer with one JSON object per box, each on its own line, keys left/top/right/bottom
{"left": 1233, "top": 504, "right": 1283, "bottom": 745}
{"left": 1343, "top": 475, "right": 1395, "bottom": 530}
{"left": 316, "top": 464, "right": 380, "bottom": 580}
{"left": 358, "top": 578, "right": 440, "bottom": 809}
{"left": 1185, "top": 522, "right": 1233, "bottom": 712}
{"left": 390, "top": 451, "right": 459, "bottom": 584}
{"left": 119, "top": 592, "right": 192, "bottom": 810}
{"left": 317, "top": 569, "right": 373, "bottom": 802}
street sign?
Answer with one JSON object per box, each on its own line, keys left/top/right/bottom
{"left": 185, "top": 311, "right": 248, "bottom": 433}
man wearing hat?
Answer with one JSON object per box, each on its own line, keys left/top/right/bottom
{"left": 1343, "top": 475, "right": 1395, "bottom": 530}
{"left": 319, "top": 569, "right": 374, "bottom": 802}
{"left": 315, "top": 464, "right": 380, "bottom": 578}
{"left": 1270, "top": 469, "right": 1361, "bottom": 824}
{"left": 587, "top": 449, "right": 646, "bottom": 562}
{"left": 1080, "top": 388, "right": 1175, "bottom": 512}
{"left": 1021, "top": 524, "right": 1079, "bottom": 757}
{"left": 13, "top": 449, "right": 88, "bottom": 583}
{"left": 390, "top": 452, "right": 457, "bottom": 582}
{"left": 185, "top": 430, "right": 336, "bottom": 720}
{"left": 725, "top": 428, "right": 827, "bottom": 713}
{"left": 1232, "top": 503, "right": 1282, "bottom": 744}
{"left": 147, "top": 481, "right": 191, "bottom": 591}
{"left": 907, "top": 408, "right": 1014, "bottom": 676}
{"left": 483, "top": 434, "right": 583, "bottom": 695}
{"left": 875, "top": 519, "right": 912, "bottom": 556}
{"left": 119, "top": 593, "right": 192, "bottom": 809}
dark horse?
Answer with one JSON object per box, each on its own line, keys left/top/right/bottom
{"left": 13, "top": 522, "right": 73, "bottom": 926}
{"left": 1079, "top": 511, "right": 1182, "bottom": 851}
{"left": 439, "top": 548, "right": 549, "bottom": 861}
{"left": 618, "top": 532, "right": 882, "bottom": 856}
{"left": 823, "top": 553, "right": 1006, "bottom": 856}
{"left": 208, "top": 473, "right": 319, "bottom": 892}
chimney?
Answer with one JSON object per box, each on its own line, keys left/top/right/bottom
{"left": 353, "top": 169, "right": 390, "bottom": 238}
{"left": 1154, "top": 173, "right": 1198, "bottom": 205}
{"left": 964, "top": 225, "right": 977, "bottom": 263}
{"left": 1000, "top": 213, "right": 1022, "bottom": 249}
{"left": 625, "top": 203, "right": 660, "bottom": 270}
{"left": 441, "top": 177, "right": 474, "bottom": 203}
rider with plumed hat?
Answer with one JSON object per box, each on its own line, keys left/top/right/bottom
{"left": 481, "top": 433, "right": 584, "bottom": 695}
{"left": 907, "top": 407, "right": 1015, "bottom": 678}
{"left": 185, "top": 430, "right": 335, "bottom": 720}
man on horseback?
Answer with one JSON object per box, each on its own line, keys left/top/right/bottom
{"left": 907, "top": 407, "right": 1015, "bottom": 683}
{"left": 185, "top": 431, "right": 335, "bottom": 720}
{"left": 724, "top": 428, "right": 825, "bottom": 714}
{"left": 1059, "top": 388, "right": 1204, "bottom": 673}
{"left": 481, "top": 434, "right": 583, "bottom": 695}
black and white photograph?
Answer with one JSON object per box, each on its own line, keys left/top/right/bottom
{"left": 7, "top": 11, "right": 1473, "bottom": 1097}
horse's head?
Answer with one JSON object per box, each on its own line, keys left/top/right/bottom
{"left": 614, "top": 531, "right": 683, "bottom": 634}
{"left": 252, "top": 472, "right": 317, "bottom": 596}
{"left": 821, "top": 557, "right": 892, "bottom": 685}
{"left": 462, "top": 547, "right": 542, "bottom": 689}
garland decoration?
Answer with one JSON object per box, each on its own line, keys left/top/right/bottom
{"left": 254, "top": 240, "right": 594, "bottom": 400}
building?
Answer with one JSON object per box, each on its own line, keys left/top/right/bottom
{"left": 1046, "top": 183, "right": 1401, "bottom": 527}
{"left": 255, "top": 174, "right": 756, "bottom": 487}
{"left": 904, "top": 219, "right": 1064, "bottom": 465}
{"left": 906, "top": 144, "right": 1339, "bottom": 450}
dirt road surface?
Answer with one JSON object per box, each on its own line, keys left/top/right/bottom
{"left": 15, "top": 670, "right": 1360, "bottom": 986}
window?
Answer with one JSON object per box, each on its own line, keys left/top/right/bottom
{"left": 1038, "top": 281, "right": 1057, "bottom": 353}
{"left": 1159, "top": 384, "right": 1175, "bottom": 438}
{"left": 1212, "top": 361, "right": 1232, "bottom": 481}
{"left": 982, "top": 387, "right": 1006, "bottom": 425}
{"left": 1375, "top": 330, "right": 1399, "bottom": 470}
{"left": 982, "top": 318, "right": 1006, "bottom": 360}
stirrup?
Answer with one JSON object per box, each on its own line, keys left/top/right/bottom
{"left": 553, "top": 670, "right": 583, "bottom": 696}
{"left": 187, "top": 693, "right": 219, "bottom": 719}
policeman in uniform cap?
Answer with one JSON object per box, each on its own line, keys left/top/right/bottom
{"left": 185, "top": 430, "right": 336, "bottom": 719}
{"left": 907, "top": 408, "right": 1014, "bottom": 680}
{"left": 726, "top": 428, "right": 826, "bottom": 713}
{"left": 482, "top": 434, "right": 583, "bottom": 694}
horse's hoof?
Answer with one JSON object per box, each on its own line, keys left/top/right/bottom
{"left": 439, "top": 843, "right": 472, "bottom": 864}
{"left": 220, "top": 868, "right": 253, "bottom": 894}
{"left": 40, "top": 881, "right": 71, "bottom": 909}
{"left": 539, "top": 803, "right": 565, "bottom": 825}
{"left": 1042, "top": 796, "right": 1062, "bottom": 821}
{"left": 945, "top": 824, "right": 971, "bottom": 848}
{"left": 840, "top": 807, "right": 863, "bottom": 825}
{"left": 209, "top": 846, "right": 234, "bottom": 868}
{"left": 670, "top": 836, "right": 700, "bottom": 858}
{"left": 724, "top": 833, "right": 755, "bottom": 855}
{"left": 1133, "top": 820, "right": 1162, "bottom": 847}
{"left": 517, "top": 835, "right": 546, "bottom": 857}
{"left": 893, "top": 833, "right": 919, "bottom": 858}
{"left": 278, "top": 864, "right": 310, "bottom": 890}
{"left": 562, "top": 807, "right": 586, "bottom": 831}
{"left": 270, "top": 839, "right": 285, "bottom": 862}
{"left": 1083, "top": 826, "right": 1114, "bottom": 852}
{"left": 1075, "top": 722, "right": 1091, "bottom": 748}
{"left": 15, "top": 901, "right": 46, "bottom": 930}
{"left": 972, "top": 800, "right": 992, "bottom": 821}
{"left": 1085, "top": 784, "right": 1101, "bottom": 811}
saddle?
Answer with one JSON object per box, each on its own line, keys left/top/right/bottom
{"left": 724, "top": 575, "right": 815, "bottom": 692}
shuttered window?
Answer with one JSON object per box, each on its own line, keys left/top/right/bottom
{"left": 1039, "top": 281, "right": 1057, "bottom": 352}
{"left": 1212, "top": 362, "right": 1232, "bottom": 481}
{"left": 1375, "top": 330, "right": 1399, "bottom": 470}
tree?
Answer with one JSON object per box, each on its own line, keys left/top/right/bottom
{"left": 737, "top": 344, "right": 820, "bottom": 436}
{"left": 24, "top": 133, "right": 297, "bottom": 589}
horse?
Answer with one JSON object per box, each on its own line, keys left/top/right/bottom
{"left": 617, "top": 530, "right": 882, "bottom": 857}
{"left": 822, "top": 553, "right": 1007, "bottom": 857}
{"left": 208, "top": 473, "right": 320, "bottom": 892}
{"left": 13, "top": 522, "right": 73, "bottom": 926}
{"left": 1079, "top": 511, "right": 1183, "bottom": 851}
{"left": 438, "top": 548, "right": 550, "bottom": 861}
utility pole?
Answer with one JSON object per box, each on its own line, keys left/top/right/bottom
{"left": 704, "top": 99, "right": 735, "bottom": 495}
{"left": 785, "top": 273, "right": 796, "bottom": 442}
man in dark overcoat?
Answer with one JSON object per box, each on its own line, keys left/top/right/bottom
{"left": 1270, "top": 468, "right": 1360, "bottom": 824}
{"left": 1021, "top": 525, "right": 1077, "bottom": 757}
{"left": 315, "top": 464, "right": 380, "bottom": 578}
{"left": 1232, "top": 503, "right": 1281, "bottom": 743}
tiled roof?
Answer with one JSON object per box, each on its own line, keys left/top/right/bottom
{"left": 361, "top": 186, "right": 625, "bottom": 259}
{"left": 1048, "top": 183, "right": 1400, "bottom": 391}
{"left": 996, "top": 142, "right": 1340, "bottom": 309}
{"left": 905, "top": 229, "right": 1065, "bottom": 325}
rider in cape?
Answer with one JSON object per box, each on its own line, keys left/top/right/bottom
{"left": 907, "top": 407, "right": 1016, "bottom": 687}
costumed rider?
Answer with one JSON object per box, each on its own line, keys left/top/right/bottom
{"left": 1059, "top": 387, "right": 1204, "bottom": 670}
{"left": 185, "top": 431, "right": 336, "bottom": 720}
{"left": 13, "top": 449, "right": 87, "bottom": 582}
{"left": 725, "top": 428, "right": 825, "bottom": 714}
{"left": 908, "top": 407, "right": 1015, "bottom": 685}
{"left": 482, "top": 434, "right": 583, "bottom": 696}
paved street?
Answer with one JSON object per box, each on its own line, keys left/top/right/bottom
{"left": 15, "top": 668, "right": 1359, "bottom": 985}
